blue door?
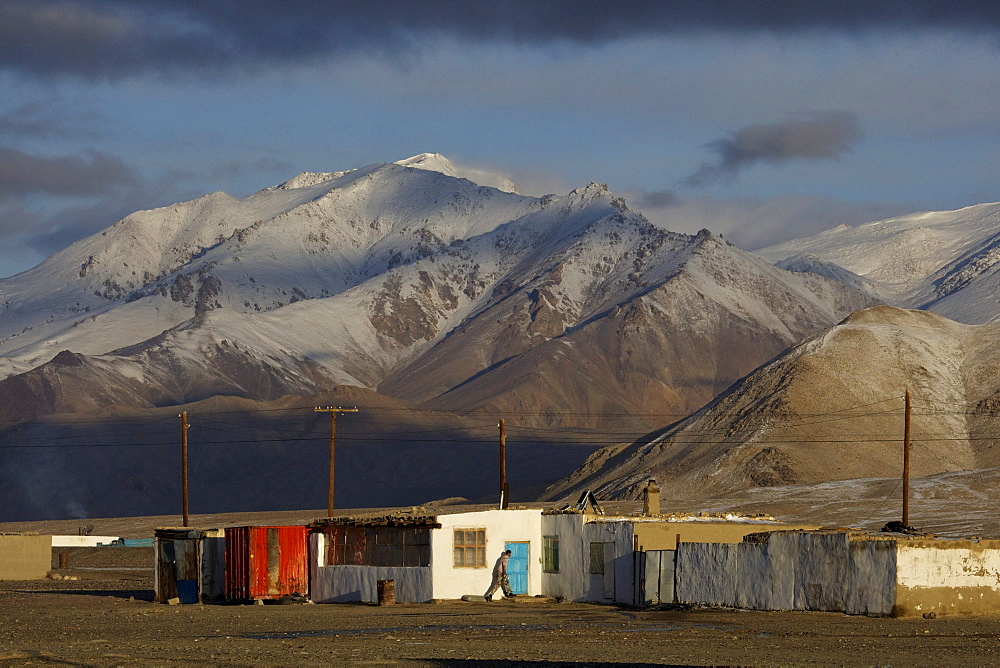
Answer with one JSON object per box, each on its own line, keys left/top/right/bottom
{"left": 504, "top": 542, "right": 529, "bottom": 595}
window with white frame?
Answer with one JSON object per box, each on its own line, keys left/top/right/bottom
{"left": 453, "top": 528, "right": 486, "bottom": 567}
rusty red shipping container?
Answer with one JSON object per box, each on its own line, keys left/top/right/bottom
{"left": 224, "top": 526, "right": 309, "bottom": 601}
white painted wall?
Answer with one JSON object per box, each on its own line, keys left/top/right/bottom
{"left": 431, "top": 509, "right": 543, "bottom": 600}
{"left": 585, "top": 519, "right": 635, "bottom": 604}
{"left": 540, "top": 514, "right": 636, "bottom": 604}
{"left": 540, "top": 513, "right": 584, "bottom": 602}
{"left": 307, "top": 509, "right": 543, "bottom": 603}
{"left": 896, "top": 545, "right": 1000, "bottom": 592}
{"left": 52, "top": 535, "right": 120, "bottom": 547}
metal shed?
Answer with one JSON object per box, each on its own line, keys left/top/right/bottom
{"left": 154, "top": 527, "right": 225, "bottom": 604}
{"left": 224, "top": 525, "right": 309, "bottom": 601}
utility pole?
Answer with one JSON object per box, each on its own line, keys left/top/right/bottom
{"left": 314, "top": 407, "right": 358, "bottom": 517}
{"left": 499, "top": 418, "right": 509, "bottom": 509}
{"left": 902, "top": 389, "right": 911, "bottom": 526}
{"left": 180, "top": 411, "right": 189, "bottom": 527}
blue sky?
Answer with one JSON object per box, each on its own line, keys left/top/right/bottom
{"left": 1, "top": 1, "right": 998, "bottom": 277}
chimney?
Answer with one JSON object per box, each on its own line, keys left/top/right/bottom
{"left": 642, "top": 479, "right": 660, "bottom": 516}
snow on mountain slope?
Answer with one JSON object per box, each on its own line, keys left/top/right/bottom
{"left": 757, "top": 202, "right": 1000, "bottom": 324}
{"left": 0, "top": 153, "right": 878, "bottom": 436}
{"left": 1, "top": 181, "right": 698, "bottom": 413}
{"left": 384, "top": 222, "right": 877, "bottom": 427}
{"left": 544, "top": 305, "right": 1000, "bottom": 501}
{"left": 396, "top": 152, "right": 519, "bottom": 193}
{"left": 0, "top": 159, "right": 539, "bottom": 378}
{"left": 774, "top": 253, "right": 881, "bottom": 299}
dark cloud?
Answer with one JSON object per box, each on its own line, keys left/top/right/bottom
{"left": 0, "top": 102, "right": 101, "bottom": 138}
{"left": 21, "top": 199, "right": 133, "bottom": 256}
{"left": 0, "top": 177, "right": 194, "bottom": 275}
{"left": 0, "top": 146, "right": 138, "bottom": 200}
{"left": 637, "top": 190, "right": 679, "bottom": 209}
{"left": 2, "top": 1, "right": 999, "bottom": 80}
{"left": 683, "top": 113, "right": 862, "bottom": 187}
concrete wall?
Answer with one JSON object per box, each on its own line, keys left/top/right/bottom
{"left": 308, "top": 532, "right": 433, "bottom": 603}
{"left": 676, "top": 532, "right": 897, "bottom": 615}
{"left": 586, "top": 520, "right": 635, "bottom": 604}
{"left": 894, "top": 540, "right": 1000, "bottom": 617}
{"left": 540, "top": 514, "right": 635, "bottom": 604}
{"left": 432, "top": 509, "right": 542, "bottom": 600}
{"left": 0, "top": 534, "right": 51, "bottom": 580}
{"left": 540, "top": 513, "right": 584, "bottom": 602}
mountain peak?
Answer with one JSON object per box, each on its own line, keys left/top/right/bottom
{"left": 395, "top": 153, "right": 458, "bottom": 177}
{"left": 395, "top": 153, "right": 519, "bottom": 194}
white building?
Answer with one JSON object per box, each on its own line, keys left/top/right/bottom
{"left": 309, "top": 508, "right": 543, "bottom": 603}
{"left": 306, "top": 499, "right": 816, "bottom": 606}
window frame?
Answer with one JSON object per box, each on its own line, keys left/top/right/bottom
{"left": 453, "top": 527, "right": 486, "bottom": 568}
{"left": 542, "top": 535, "right": 560, "bottom": 573}
{"left": 589, "top": 541, "right": 606, "bottom": 575}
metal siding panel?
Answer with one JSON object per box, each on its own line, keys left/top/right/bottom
{"left": 225, "top": 526, "right": 250, "bottom": 601}
{"left": 250, "top": 527, "right": 271, "bottom": 599}
{"left": 278, "top": 526, "right": 309, "bottom": 595}
{"left": 155, "top": 539, "right": 177, "bottom": 603}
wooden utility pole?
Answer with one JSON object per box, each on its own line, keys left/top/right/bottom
{"left": 499, "top": 418, "right": 509, "bottom": 509}
{"left": 902, "top": 389, "right": 911, "bottom": 526}
{"left": 180, "top": 411, "right": 189, "bottom": 527}
{"left": 315, "top": 407, "right": 358, "bottom": 517}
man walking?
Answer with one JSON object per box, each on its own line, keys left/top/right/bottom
{"left": 484, "top": 549, "right": 514, "bottom": 601}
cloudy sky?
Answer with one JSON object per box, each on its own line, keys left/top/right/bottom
{"left": 1, "top": 0, "right": 998, "bottom": 278}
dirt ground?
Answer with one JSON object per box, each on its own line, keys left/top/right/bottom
{"left": 0, "top": 549, "right": 999, "bottom": 666}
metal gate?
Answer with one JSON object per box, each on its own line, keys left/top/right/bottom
{"left": 634, "top": 549, "right": 675, "bottom": 606}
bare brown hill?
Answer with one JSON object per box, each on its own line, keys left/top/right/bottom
{"left": 544, "top": 306, "right": 1000, "bottom": 503}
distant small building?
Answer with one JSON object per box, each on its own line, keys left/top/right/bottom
{"left": 153, "top": 527, "right": 226, "bottom": 604}
{"left": 676, "top": 529, "right": 1000, "bottom": 617}
{"left": 51, "top": 535, "right": 121, "bottom": 548}
{"left": 0, "top": 532, "right": 51, "bottom": 580}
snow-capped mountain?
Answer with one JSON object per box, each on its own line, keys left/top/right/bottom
{"left": 544, "top": 305, "right": 1000, "bottom": 502}
{"left": 757, "top": 203, "right": 1000, "bottom": 324}
{"left": 0, "top": 153, "right": 883, "bottom": 519}
{"left": 0, "top": 154, "right": 875, "bottom": 426}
